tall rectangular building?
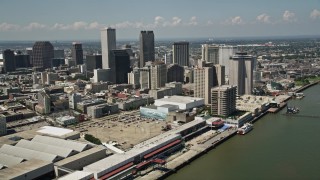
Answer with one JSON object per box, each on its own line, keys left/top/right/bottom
{"left": 173, "top": 42, "right": 189, "bottom": 67}
{"left": 139, "top": 31, "right": 155, "bottom": 68}
{"left": 72, "top": 42, "right": 83, "bottom": 65}
{"left": 202, "top": 44, "right": 219, "bottom": 64}
{"left": 140, "top": 67, "right": 151, "bottom": 89}
{"left": 86, "top": 54, "right": 102, "bottom": 72}
{"left": 2, "top": 49, "right": 16, "bottom": 73}
{"left": 219, "top": 45, "right": 237, "bottom": 76}
{"left": 15, "top": 54, "right": 31, "bottom": 68}
{"left": 111, "top": 50, "right": 131, "bottom": 84}
{"left": 193, "top": 67, "right": 217, "bottom": 105}
{"left": 150, "top": 62, "right": 167, "bottom": 89}
{"left": 213, "top": 64, "right": 225, "bottom": 86}
{"left": 229, "top": 52, "right": 254, "bottom": 95}
{"left": 101, "top": 28, "right": 116, "bottom": 69}
{"left": 211, "top": 85, "right": 237, "bottom": 117}
{"left": 32, "top": 41, "right": 54, "bottom": 69}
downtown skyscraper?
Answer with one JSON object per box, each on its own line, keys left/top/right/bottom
{"left": 173, "top": 42, "right": 189, "bottom": 67}
{"left": 71, "top": 42, "right": 83, "bottom": 65}
{"left": 32, "top": 41, "right": 54, "bottom": 69}
{"left": 101, "top": 28, "right": 116, "bottom": 69}
{"left": 139, "top": 31, "right": 155, "bottom": 68}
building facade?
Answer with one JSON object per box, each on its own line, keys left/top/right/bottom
{"left": 111, "top": 50, "right": 131, "bottom": 84}
{"left": 2, "top": 49, "right": 16, "bottom": 73}
{"left": 193, "top": 67, "right": 217, "bottom": 105}
{"left": 229, "top": 52, "right": 254, "bottom": 95}
{"left": 167, "top": 64, "right": 184, "bottom": 83}
{"left": 72, "top": 42, "right": 83, "bottom": 65}
{"left": 139, "top": 31, "right": 155, "bottom": 68}
{"left": 213, "top": 64, "right": 225, "bottom": 86}
{"left": 86, "top": 54, "right": 102, "bottom": 72}
{"left": 211, "top": 85, "right": 237, "bottom": 117}
{"left": 150, "top": 62, "right": 167, "bottom": 89}
{"left": 173, "top": 42, "right": 189, "bottom": 67}
{"left": 218, "top": 45, "right": 237, "bottom": 76}
{"left": 101, "top": 28, "right": 116, "bottom": 69}
{"left": 32, "top": 41, "right": 54, "bottom": 69}
{"left": 202, "top": 44, "right": 219, "bottom": 64}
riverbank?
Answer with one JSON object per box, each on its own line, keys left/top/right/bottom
{"left": 138, "top": 82, "right": 319, "bottom": 180}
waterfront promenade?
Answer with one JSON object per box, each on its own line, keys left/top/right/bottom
{"left": 138, "top": 128, "right": 237, "bottom": 180}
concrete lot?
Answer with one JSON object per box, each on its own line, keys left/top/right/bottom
{"left": 73, "top": 110, "right": 169, "bottom": 150}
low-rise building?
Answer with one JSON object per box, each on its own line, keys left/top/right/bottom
{"left": 56, "top": 116, "right": 78, "bottom": 126}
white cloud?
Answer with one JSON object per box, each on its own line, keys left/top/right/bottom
{"left": 154, "top": 16, "right": 165, "bottom": 26}
{"left": 225, "top": 16, "right": 244, "bottom": 25}
{"left": 172, "top": 17, "right": 182, "bottom": 26}
{"left": 283, "top": 10, "right": 295, "bottom": 22}
{"left": 207, "top": 20, "right": 214, "bottom": 25}
{"left": 23, "top": 22, "right": 47, "bottom": 31}
{"left": 87, "top": 22, "right": 101, "bottom": 30}
{"left": 256, "top": 13, "right": 270, "bottom": 23}
{"left": 188, "top": 16, "right": 198, "bottom": 26}
{"left": 0, "top": 22, "right": 20, "bottom": 31}
{"left": 310, "top": 9, "right": 320, "bottom": 19}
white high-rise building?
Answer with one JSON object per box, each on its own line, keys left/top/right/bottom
{"left": 150, "top": 62, "right": 167, "bottom": 89}
{"left": 101, "top": 28, "right": 116, "bottom": 69}
{"left": 219, "top": 45, "right": 238, "bottom": 76}
{"left": 229, "top": 52, "right": 254, "bottom": 95}
{"left": 211, "top": 85, "right": 237, "bottom": 117}
{"left": 194, "top": 67, "right": 217, "bottom": 105}
{"left": 202, "top": 44, "right": 219, "bottom": 64}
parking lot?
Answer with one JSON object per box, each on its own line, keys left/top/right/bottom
{"left": 72, "top": 110, "right": 168, "bottom": 150}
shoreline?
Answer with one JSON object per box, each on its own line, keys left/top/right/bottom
{"left": 139, "top": 81, "right": 319, "bottom": 180}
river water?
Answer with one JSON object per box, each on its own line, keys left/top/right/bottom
{"left": 167, "top": 84, "right": 320, "bottom": 180}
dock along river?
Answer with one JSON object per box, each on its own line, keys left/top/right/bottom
{"left": 167, "top": 84, "right": 320, "bottom": 180}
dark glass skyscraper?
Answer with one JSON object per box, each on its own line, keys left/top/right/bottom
{"left": 139, "top": 31, "right": 155, "bottom": 68}
{"left": 111, "top": 50, "right": 131, "bottom": 84}
{"left": 2, "top": 49, "right": 15, "bottom": 73}
{"left": 32, "top": 41, "right": 54, "bottom": 69}
{"left": 72, "top": 42, "right": 83, "bottom": 65}
{"left": 173, "top": 42, "right": 189, "bottom": 67}
{"left": 86, "top": 54, "right": 102, "bottom": 72}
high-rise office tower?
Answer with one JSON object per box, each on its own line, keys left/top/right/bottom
{"left": 54, "top": 49, "right": 64, "bottom": 59}
{"left": 93, "top": 69, "right": 111, "bottom": 83}
{"left": 32, "top": 41, "right": 54, "bottom": 69}
{"left": 0, "top": 117, "right": 6, "bottom": 136}
{"left": 69, "top": 93, "right": 82, "bottom": 109}
{"left": 15, "top": 53, "right": 31, "bottom": 68}
{"left": 128, "top": 68, "right": 140, "bottom": 88}
{"left": 219, "top": 45, "right": 238, "bottom": 76}
{"left": 86, "top": 54, "right": 102, "bottom": 72}
{"left": 101, "top": 28, "right": 116, "bottom": 69}
{"left": 229, "top": 52, "right": 254, "bottom": 95}
{"left": 211, "top": 85, "right": 237, "bottom": 117}
{"left": 150, "top": 62, "right": 167, "bottom": 89}
{"left": 167, "top": 64, "right": 184, "bottom": 83}
{"left": 72, "top": 42, "right": 83, "bottom": 65}
{"left": 202, "top": 44, "right": 219, "bottom": 64}
{"left": 194, "top": 66, "right": 217, "bottom": 105}
{"left": 213, "top": 64, "right": 225, "bottom": 86}
{"left": 2, "top": 49, "right": 16, "bottom": 73}
{"left": 111, "top": 50, "right": 131, "bottom": 84}
{"left": 139, "top": 31, "right": 155, "bottom": 68}
{"left": 140, "top": 67, "right": 151, "bottom": 89}
{"left": 173, "top": 42, "right": 189, "bottom": 67}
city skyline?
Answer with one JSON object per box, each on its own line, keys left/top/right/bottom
{"left": 1, "top": 0, "right": 320, "bottom": 41}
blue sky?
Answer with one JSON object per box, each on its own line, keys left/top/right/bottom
{"left": 1, "top": 0, "right": 320, "bottom": 40}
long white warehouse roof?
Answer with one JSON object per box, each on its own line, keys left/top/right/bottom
{"left": 16, "top": 139, "right": 76, "bottom": 158}
{"left": 32, "top": 135, "right": 91, "bottom": 152}
{"left": 0, "top": 153, "right": 24, "bottom": 168}
{"left": 0, "top": 144, "right": 61, "bottom": 162}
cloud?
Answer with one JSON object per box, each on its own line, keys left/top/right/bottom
{"left": 283, "top": 10, "right": 295, "bottom": 22}
{"left": 256, "top": 13, "right": 271, "bottom": 23}
{"left": 23, "top": 22, "right": 47, "bottom": 31}
{"left": 172, "top": 17, "right": 182, "bottom": 26}
{"left": 0, "top": 22, "right": 20, "bottom": 31}
{"left": 188, "top": 16, "right": 198, "bottom": 26}
{"left": 154, "top": 16, "right": 165, "bottom": 26}
{"left": 225, "top": 16, "right": 244, "bottom": 25}
{"left": 310, "top": 9, "right": 320, "bottom": 19}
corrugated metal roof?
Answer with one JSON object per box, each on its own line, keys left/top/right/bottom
{"left": 0, "top": 153, "right": 24, "bottom": 168}
{"left": 16, "top": 139, "right": 76, "bottom": 158}
{"left": 0, "top": 144, "right": 61, "bottom": 162}
{"left": 58, "top": 171, "right": 93, "bottom": 180}
{"left": 32, "top": 135, "right": 90, "bottom": 152}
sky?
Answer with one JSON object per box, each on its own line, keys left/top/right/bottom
{"left": 0, "top": 0, "right": 320, "bottom": 41}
